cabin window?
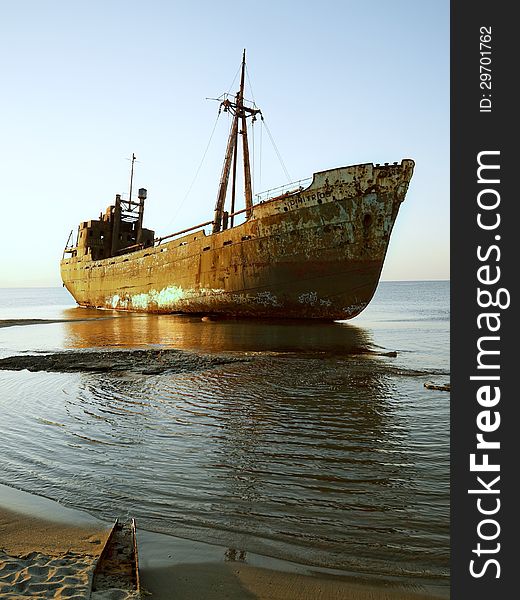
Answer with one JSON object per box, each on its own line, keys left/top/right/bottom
{"left": 223, "top": 240, "right": 232, "bottom": 246}
{"left": 203, "top": 246, "right": 210, "bottom": 252}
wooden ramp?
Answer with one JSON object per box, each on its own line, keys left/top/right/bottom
{"left": 90, "top": 517, "right": 141, "bottom": 599}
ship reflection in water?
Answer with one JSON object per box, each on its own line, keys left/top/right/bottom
{"left": 62, "top": 310, "right": 377, "bottom": 354}
{"left": 0, "top": 300, "right": 449, "bottom": 594}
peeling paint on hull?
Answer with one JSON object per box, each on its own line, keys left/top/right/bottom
{"left": 61, "top": 160, "right": 414, "bottom": 320}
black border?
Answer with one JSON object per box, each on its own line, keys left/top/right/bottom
{"left": 451, "top": 1, "right": 515, "bottom": 597}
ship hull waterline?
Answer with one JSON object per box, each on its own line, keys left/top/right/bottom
{"left": 61, "top": 161, "right": 414, "bottom": 321}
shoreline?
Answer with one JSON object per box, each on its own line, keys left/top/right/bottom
{"left": 0, "top": 483, "right": 448, "bottom": 599}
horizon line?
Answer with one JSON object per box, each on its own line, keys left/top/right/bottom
{"left": 0, "top": 279, "right": 451, "bottom": 289}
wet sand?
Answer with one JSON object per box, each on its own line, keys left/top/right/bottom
{"left": 138, "top": 529, "right": 447, "bottom": 600}
{"left": 0, "top": 486, "right": 447, "bottom": 599}
{"left": 0, "top": 344, "right": 400, "bottom": 377}
{"left": 141, "top": 562, "right": 444, "bottom": 600}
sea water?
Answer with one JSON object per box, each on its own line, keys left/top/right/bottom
{"left": 0, "top": 281, "right": 450, "bottom": 592}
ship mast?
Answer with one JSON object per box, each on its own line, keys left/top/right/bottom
{"left": 213, "top": 50, "right": 261, "bottom": 233}
{"left": 129, "top": 152, "right": 136, "bottom": 203}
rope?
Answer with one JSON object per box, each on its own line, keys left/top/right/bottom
{"left": 165, "top": 112, "right": 221, "bottom": 228}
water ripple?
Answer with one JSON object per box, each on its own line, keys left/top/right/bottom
{"left": 0, "top": 283, "right": 450, "bottom": 589}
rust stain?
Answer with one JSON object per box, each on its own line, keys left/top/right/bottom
{"left": 61, "top": 160, "right": 414, "bottom": 320}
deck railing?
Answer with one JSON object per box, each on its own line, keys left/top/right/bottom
{"left": 253, "top": 177, "right": 312, "bottom": 204}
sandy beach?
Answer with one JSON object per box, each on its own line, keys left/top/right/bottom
{"left": 0, "top": 485, "right": 447, "bottom": 600}
{"left": 0, "top": 505, "right": 107, "bottom": 598}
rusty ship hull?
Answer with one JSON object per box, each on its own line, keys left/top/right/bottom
{"left": 61, "top": 160, "right": 414, "bottom": 320}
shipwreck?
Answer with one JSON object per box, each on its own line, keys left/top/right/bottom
{"left": 61, "top": 52, "right": 414, "bottom": 320}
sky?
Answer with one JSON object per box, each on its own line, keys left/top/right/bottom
{"left": 0, "top": 0, "right": 449, "bottom": 287}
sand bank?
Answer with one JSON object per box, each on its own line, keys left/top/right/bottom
{"left": 0, "top": 346, "right": 398, "bottom": 377}
{"left": 0, "top": 348, "right": 247, "bottom": 374}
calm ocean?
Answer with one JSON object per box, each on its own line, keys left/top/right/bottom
{"left": 0, "top": 281, "right": 449, "bottom": 593}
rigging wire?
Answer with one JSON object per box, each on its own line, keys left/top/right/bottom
{"left": 165, "top": 112, "right": 221, "bottom": 229}
{"left": 245, "top": 64, "right": 256, "bottom": 104}
{"left": 247, "top": 57, "right": 290, "bottom": 189}
{"left": 165, "top": 58, "right": 290, "bottom": 231}
{"left": 226, "top": 62, "right": 242, "bottom": 96}
{"left": 245, "top": 64, "right": 257, "bottom": 194}
{"left": 247, "top": 61, "right": 291, "bottom": 187}
{"left": 259, "top": 118, "right": 263, "bottom": 193}
{"left": 251, "top": 117, "right": 255, "bottom": 194}
{"left": 262, "top": 117, "right": 291, "bottom": 183}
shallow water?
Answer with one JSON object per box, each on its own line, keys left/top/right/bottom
{"left": 0, "top": 282, "right": 449, "bottom": 591}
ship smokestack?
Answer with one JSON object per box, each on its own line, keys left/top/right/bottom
{"left": 136, "top": 188, "right": 147, "bottom": 244}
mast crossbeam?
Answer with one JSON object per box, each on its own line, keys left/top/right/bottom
{"left": 212, "top": 50, "right": 258, "bottom": 234}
